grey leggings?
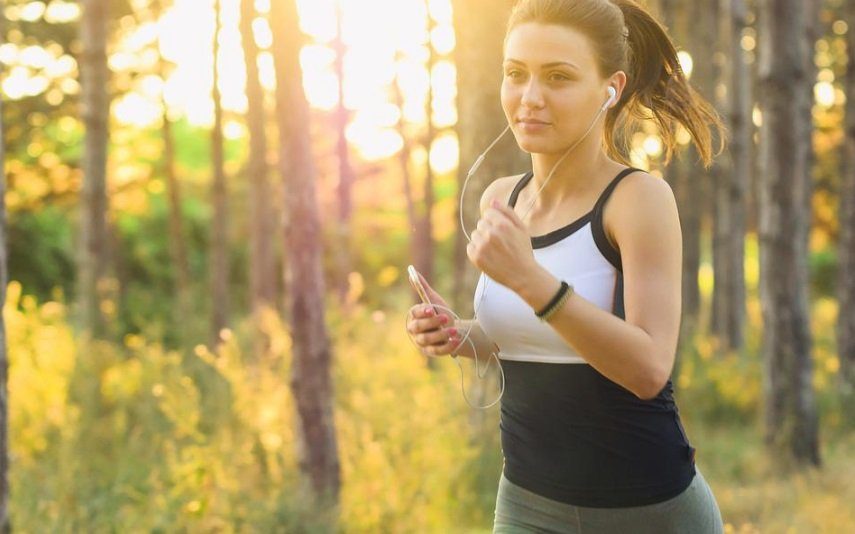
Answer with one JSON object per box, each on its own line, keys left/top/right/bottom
{"left": 493, "top": 468, "right": 724, "bottom": 533}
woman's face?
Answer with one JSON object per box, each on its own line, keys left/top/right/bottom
{"left": 501, "top": 22, "right": 615, "bottom": 155}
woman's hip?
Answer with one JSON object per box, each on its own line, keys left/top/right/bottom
{"left": 492, "top": 468, "right": 724, "bottom": 534}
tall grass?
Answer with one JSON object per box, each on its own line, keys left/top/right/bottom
{"left": 5, "top": 275, "right": 853, "bottom": 532}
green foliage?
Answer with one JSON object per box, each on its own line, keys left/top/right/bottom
{"left": 7, "top": 206, "right": 76, "bottom": 302}
{"left": 6, "top": 284, "right": 498, "bottom": 531}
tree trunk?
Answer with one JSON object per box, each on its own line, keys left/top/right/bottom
{"left": 419, "top": 7, "right": 436, "bottom": 291}
{"left": 0, "top": 62, "right": 11, "bottom": 533}
{"left": 839, "top": 0, "right": 855, "bottom": 412}
{"left": 240, "top": 0, "right": 277, "bottom": 356}
{"left": 79, "top": 0, "right": 111, "bottom": 338}
{"left": 155, "top": 0, "right": 192, "bottom": 347}
{"left": 332, "top": 3, "right": 356, "bottom": 307}
{"left": 665, "top": 0, "right": 703, "bottom": 328}
{"left": 450, "top": 0, "right": 528, "bottom": 430}
{"left": 270, "top": 0, "right": 341, "bottom": 519}
{"left": 210, "top": 0, "right": 230, "bottom": 347}
{"left": 392, "top": 59, "right": 420, "bottom": 293}
{"left": 451, "top": 0, "right": 529, "bottom": 321}
{"left": 659, "top": 0, "right": 691, "bottom": 365}
{"left": 757, "top": 0, "right": 820, "bottom": 467}
{"left": 713, "top": 0, "right": 750, "bottom": 351}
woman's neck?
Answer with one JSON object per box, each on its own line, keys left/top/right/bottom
{"left": 525, "top": 139, "right": 620, "bottom": 213}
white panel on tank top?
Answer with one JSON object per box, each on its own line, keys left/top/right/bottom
{"left": 473, "top": 221, "right": 618, "bottom": 365}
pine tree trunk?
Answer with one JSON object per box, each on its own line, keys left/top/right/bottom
{"left": 270, "top": 0, "right": 341, "bottom": 518}
{"left": 0, "top": 64, "right": 11, "bottom": 532}
{"left": 155, "top": 0, "right": 192, "bottom": 347}
{"left": 79, "top": 0, "right": 111, "bottom": 338}
{"left": 240, "top": 0, "right": 277, "bottom": 355}
{"left": 757, "top": 0, "right": 820, "bottom": 467}
{"left": 668, "top": 0, "right": 704, "bottom": 327}
{"left": 451, "top": 0, "right": 528, "bottom": 318}
{"left": 451, "top": 0, "right": 528, "bottom": 430}
{"left": 713, "top": 0, "right": 750, "bottom": 351}
{"left": 839, "top": 0, "right": 855, "bottom": 412}
{"left": 210, "top": 0, "right": 230, "bottom": 347}
{"left": 332, "top": 3, "right": 356, "bottom": 307}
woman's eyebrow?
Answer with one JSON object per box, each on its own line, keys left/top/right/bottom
{"left": 503, "top": 58, "right": 580, "bottom": 71}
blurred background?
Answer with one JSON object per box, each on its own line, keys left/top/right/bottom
{"left": 1, "top": 0, "right": 854, "bottom": 531}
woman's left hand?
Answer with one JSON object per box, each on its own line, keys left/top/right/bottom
{"left": 467, "top": 199, "right": 538, "bottom": 291}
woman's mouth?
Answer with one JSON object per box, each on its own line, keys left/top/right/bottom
{"left": 517, "top": 118, "right": 551, "bottom": 132}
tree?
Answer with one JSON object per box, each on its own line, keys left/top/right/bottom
{"left": 0, "top": 45, "right": 11, "bottom": 531}
{"left": 451, "top": 0, "right": 528, "bottom": 317}
{"left": 210, "top": 0, "right": 229, "bottom": 347}
{"left": 79, "top": 0, "right": 112, "bottom": 338}
{"left": 154, "top": 0, "right": 192, "bottom": 346}
{"left": 840, "top": 0, "right": 855, "bottom": 412}
{"left": 687, "top": 0, "right": 718, "bottom": 335}
{"left": 757, "top": 0, "right": 820, "bottom": 467}
{"left": 239, "top": 0, "right": 277, "bottom": 355}
{"left": 269, "top": 0, "right": 341, "bottom": 519}
{"left": 331, "top": 1, "right": 357, "bottom": 306}
{"left": 712, "top": 0, "right": 750, "bottom": 351}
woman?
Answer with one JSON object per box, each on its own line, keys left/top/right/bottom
{"left": 406, "top": 0, "right": 726, "bottom": 532}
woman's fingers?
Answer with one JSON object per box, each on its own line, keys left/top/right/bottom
{"left": 419, "top": 328, "right": 460, "bottom": 356}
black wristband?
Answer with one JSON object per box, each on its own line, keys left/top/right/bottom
{"left": 535, "top": 281, "right": 570, "bottom": 318}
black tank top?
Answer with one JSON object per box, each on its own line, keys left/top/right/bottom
{"left": 490, "top": 167, "right": 696, "bottom": 508}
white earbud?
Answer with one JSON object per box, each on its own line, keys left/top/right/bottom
{"left": 601, "top": 86, "right": 617, "bottom": 111}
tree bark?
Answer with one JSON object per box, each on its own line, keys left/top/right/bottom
{"left": 155, "top": 0, "right": 192, "bottom": 347}
{"left": 79, "top": 0, "right": 111, "bottom": 338}
{"left": 210, "top": 0, "right": 230, "bottom": 347}
{"left": 451, "top": 0, "right": 528, "bottom": 429}
{"left": 240, "top": 0, "right": 277, "bottom": 355}
{"left": 332, "top": 2, "right": 356, "bottom": 307}
{"left": 666, "top": 0, "right": 704, "bottom": 327}
{"left": 270, "top": 0, "right": 341, "bottom": 518}
{"left": 839, "top": 0, "right": 855, "bottom": 412}
{"left": 0, "top": 55, "right": 11, "bottom": 533}
{"left": 713, "top": 0, "right": 750, "bottom": 351}
{"left": 451, "top": 0, "right": 529, "bottom": 315}
{"left": 757, "top": 0, "right": 820, "bottom": 467}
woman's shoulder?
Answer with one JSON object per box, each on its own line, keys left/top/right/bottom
{"left": 604, "top": 169, "right": 679, "bottom": 252}
{"left": 479, "top": 173, "right": 528, "bottom": 216}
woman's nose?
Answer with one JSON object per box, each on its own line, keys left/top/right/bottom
{"left": 520, "top": 79, "right": 545, "bottom": 108}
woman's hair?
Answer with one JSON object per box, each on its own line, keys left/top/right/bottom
{"left": 504, "top": 0, "right": 726, "bottom": 168}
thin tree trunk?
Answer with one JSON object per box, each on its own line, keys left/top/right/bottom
{"left": 0, "top": 61, "right": 11, "bottom": 533}
{"left": 332, "top": 3, "right": 356, "bottom": 307}
{"left": 392, "top": 55, "right": 421, "bottom": 295}
{"left": 156, "top": 0, "right": 192, "bottom": 347}
{"left": 666, "top": 0, "right": 704, "bottom": 327}
{"left": 419, "top": 7, "right": 436, "bottom": 289}
{"left": 270, "top": 0, "right": 341, "bottom": 518}
{"left": 79, "top": 0, "right": 111, "bottom": 338}
{"left": 210, "top": 0, "right": 229, "bottom": 347}
{"left": 757, "top": 0, "right": 820, "bottom": 467}
{"left": 451, "top": 0, "right": 529, "bottom": 320}
{"left": 240, "top": 0, "right": 276, "bottom": 356}
{"left": 839, "top": 0, "right": 855, "bottom": 412}
{"left": 713, "top": 0, "right": 749, "bottom": 351}
{"left": 451, "top": 0, "right": 527, "bottom": 431}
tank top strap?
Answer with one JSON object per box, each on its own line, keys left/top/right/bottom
{"left": 591, "top": 167, "right": 645, "bottom": 272}
{"left": 507, "top": 171, "right": 534, "bottom": 207}
{"left": 592, "top": 167, "right": 644, "bottom": 216}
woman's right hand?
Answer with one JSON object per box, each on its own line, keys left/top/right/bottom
{"left": 405, "top": 273, "right": 461, "bottom": 357}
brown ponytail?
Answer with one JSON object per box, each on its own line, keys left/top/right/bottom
{"left": 506, "top": 0, "right": 727, "bottom": 167}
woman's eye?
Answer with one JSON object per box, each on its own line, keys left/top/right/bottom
{"left": 505, "top": 70, "right": 522, "bottom": 79}
{"left": 549, "top": 73, "right": 570, "bottom": 82}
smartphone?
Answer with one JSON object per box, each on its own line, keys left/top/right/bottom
{"left": 407, "top": 264, "right": 433, "bottom": 307}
